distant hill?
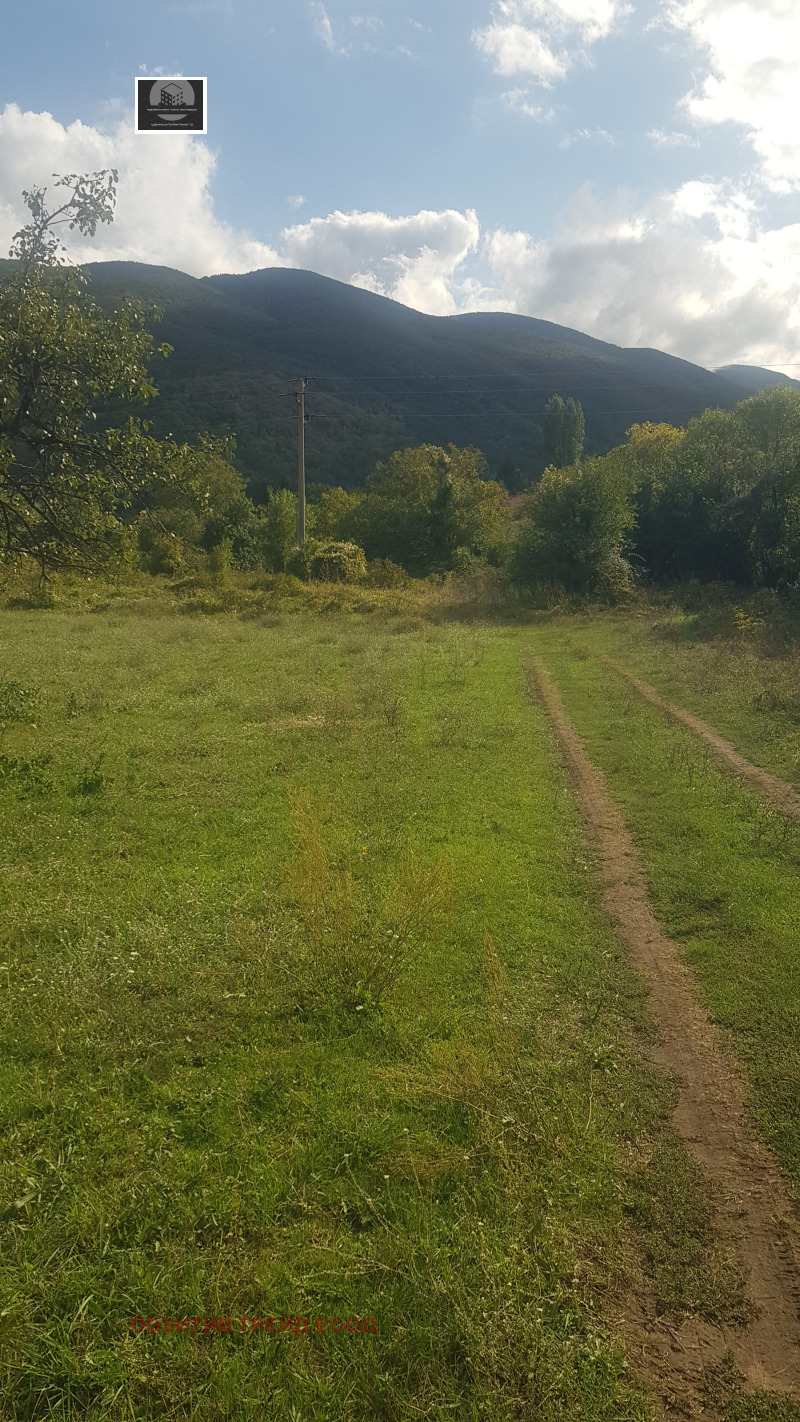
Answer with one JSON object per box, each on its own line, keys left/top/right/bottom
{"left": 7, "top": 258, "right": 783, "bottom": 491}
{"left": 714, "top": 365, "right": 800, "bottom": 395}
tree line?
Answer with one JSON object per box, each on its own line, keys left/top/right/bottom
{"left": 3, "top": 171, "right": 800, "bottom": 601}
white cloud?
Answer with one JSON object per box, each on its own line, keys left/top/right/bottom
{"left": 474, "top": 0, "right": 630, "bottom": 83}
{"left": 350, "top": 14, "right": 382, "bottom": 29}
{"left": 483, "top": 182, "right": 800, "bottom": 371}
{"left": 474, "top": 22, "right": 568, "bottom": 82}
{"left": 501, "top": 88, "right": 556, "bottom": 120}
{"left": 670, "top": 178, "right": 756, "bottom": 239}
{"left": 647, "top": 127, "right": 700, "bottom": 148}
{"left": 309, "top": 1, "right": 350, "bottom": 55}
{"left": 558, "top": 126, "right": 613, "bottom": 147}
{"left": 280, "top": 207, "right": 482, "bottom": 315}
{"left": 287, "top": 193, "right": 307, "bottom": 209}
{"left": 667, "top": 0, "right": 800, "bottom": 190}
{"left": 0, "top": 104, "right": 281, "bottom": 276}
{"left": 3, "top": 103, "right": 800, "bottom": 375}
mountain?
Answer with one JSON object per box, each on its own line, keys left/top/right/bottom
{"left": 34, "top": 261, "right": 788, "bottom": 490}
{"left": 714, "top": 365, "right": 800, "bottom": 395}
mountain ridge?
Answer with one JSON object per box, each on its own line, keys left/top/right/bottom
{"left": 9, "top": 258, "right": 791, "bottom": 489}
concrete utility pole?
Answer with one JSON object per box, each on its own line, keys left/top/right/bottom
{"left": 296, "top": 377, "right": 307, "bottom": 546}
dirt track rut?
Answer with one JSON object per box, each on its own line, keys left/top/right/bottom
{"left": 600, "top": 655, "right": 800, "bottom": 821}
{"left": 526, "top": 654, "right": 800, "bottom": 1417}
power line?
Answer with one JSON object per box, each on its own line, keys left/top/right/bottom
{"left": 306, "top": 387, "right": 718, "bottom": 396}
{"left": 264, "top": 409, "right": 707, "bottom": 420}
{"left": 264, "top": 385, "right": 750, "bottom": 399}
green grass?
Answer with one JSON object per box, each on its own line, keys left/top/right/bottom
{"left": 555, "top": 584, "right": 800, "bottom": 788}
{"left": 532, "top": 621, "right": 800, "bottom": 1199}
{"left": 0, "top": 562, "right": 519, "bottom": 627}
{"left": 0, "top": 607, "right": 678, "bottom": 1421}
{"left": 623, "top": 1135, "right": 751, "bottom": 1324}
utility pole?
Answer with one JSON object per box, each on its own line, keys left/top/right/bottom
{"left": 296, "top": 377, "right": 308, "bottom": 546}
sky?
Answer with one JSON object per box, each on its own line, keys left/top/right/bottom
{"left": 1, "top": 0, "right": 799, "bottom": 373}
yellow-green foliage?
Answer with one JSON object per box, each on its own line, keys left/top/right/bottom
{"left": 308, "top": 486, "right": 364, "bottom": 541}
{"left": 308, "top": 540, "right": 367, "bottom": 583}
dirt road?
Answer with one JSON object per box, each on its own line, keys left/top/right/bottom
{"left": 527, "top": 654, "right": 800, "bottom": 1418}
{"left": 601, "top": 655, "right": 800, "bottom": 820}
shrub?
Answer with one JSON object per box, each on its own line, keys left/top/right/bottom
{"left": 142, "top": 531, "right": 184, "bottom": 577}
{"left": 208, "top": 539, "right": 234, "bottom": 577}
{"left": 285, "top": 541, "right": 317, "bottom": 581}
{"left": 363, "top": 557, "right": 410, "bottom": 589}
{"left": 309, "top": 541, "right": 367, "bottom": 583}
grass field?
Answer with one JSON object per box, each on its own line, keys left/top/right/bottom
{"left": 560, "top": 584, "right": 800, "bottom": 789}
{"left": 1, "top": 582, "right": 800, "bottom": 1420}
{"left": 532, "top": 595, "right": 800, "bottom": 1199}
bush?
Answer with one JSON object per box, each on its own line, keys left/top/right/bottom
{"left": 141, "top": 531, "right": 185, "bottom": 577}
{"left": 287, "top": 540, "right": 367, "bottom": 583}
{"left": 208, "top": 539, "right": 234, "bottom": 577}
{"left": 285, "top": 541, "right": 316, "bottom": 581}
{"left": 309, "top": 541, "right": 367, "bottom": 583}
{"left": 362, "top": 557, "right": 410, "bottom": 589}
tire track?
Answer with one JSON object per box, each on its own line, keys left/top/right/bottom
{"left": 526, "top": 653, "right": 800, "bottom": 1417}
{"left": 600, "top": 655, "right": 800, "bottom": 821}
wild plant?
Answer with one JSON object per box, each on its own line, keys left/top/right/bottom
{"left": 0, "top": 677, "right": 39, "bottom": 723}
{"left": 71, "top": 754, "right": 107, "bottom": 797}
{"left": 358, "top": 671, "right": 404, "bottom": 728}
{"left": 286, "top": 788, "right": 451, "bottom": 1011}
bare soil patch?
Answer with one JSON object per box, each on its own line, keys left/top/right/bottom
{"left": 527, "top": 654, "right": 800, "bottom": 1419}
{"left": 601, "top": 655, "right": 800, "bottom": 819}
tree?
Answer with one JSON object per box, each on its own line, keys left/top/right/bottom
{"left": 351, "top": 444, "right": 511, "bottom": 575}
{"left": 731, "top": 387, "right": 800, "bottom": 588}
{"left": 135, "top": 433, "right": 264, "bottom": 571}
{"left": 620, "top": 422, "right": 688, "bottom": 581}
{"left": 542, "top": 395, "right": 584, "bottom": 470}
{"left": 307, "top": 485, "right": 363, "bottom": 542}
{"left": 0, "top": 171, "right": 172, "bottom": 575}
{"left": 262, "top": 488, "right": 298, "bottom": 572}
{"left": 514, "top": 449, "right": 635, "bottom": 598}
{"left": 622, "top": 396, "right": 800, "bottom": 587}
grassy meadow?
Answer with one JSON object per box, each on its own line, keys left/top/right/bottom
{"left": 1, "top": 577, "right": 800, "bottom": 1420}
{"left": 532, "top": 597, "right": 800, "bottom": 1200}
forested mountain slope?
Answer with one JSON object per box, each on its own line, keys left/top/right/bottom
{"left": 71, "top": 262, "right": 780, "bottom": 488}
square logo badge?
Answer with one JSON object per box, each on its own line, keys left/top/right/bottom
{"left": 135, "top": 78, "right": 206, "bottom": 133}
